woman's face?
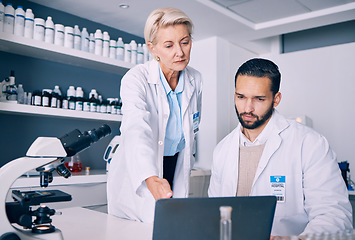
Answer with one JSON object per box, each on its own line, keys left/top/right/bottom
{"left": 148, "top": 24, "right": 192, "bottom": 74}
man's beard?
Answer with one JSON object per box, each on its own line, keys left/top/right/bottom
{"left": 235, "top": 104, "right": 274, "bottom": 130}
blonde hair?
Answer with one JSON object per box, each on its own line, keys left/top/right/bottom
{"left": 144, "top": 7, "right": 193, "bottom": 45}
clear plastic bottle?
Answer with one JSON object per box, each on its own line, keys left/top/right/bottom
{"left": 137, "top": 43, "right": 144, "bottom": 64}
{"left": 67, "top": 86, "right": 76, "bottom": 110}
{"left": 17, "top": 84, "right": 24, "bottom": 104}
{"left": 14, "top": 6, "right": 25, "bottom": 36}
{"left": 143, "top": 43, "right": 149, "bottom": 63}
{"left": 109, "top": 40, "right": 116, "bottom": 59}
{"left": 124, "top": 43, "right": 131, "bottom": 63}
{"left": 73, "top": 25, "right": 81, "bottom": 50}
{"left": 116, "top": 37, "right": 124, "bottom": 61}
{"left": 220, "top": 206, "right": 232, "bottom": 240}
{"left": 44, "top": 16, "right": 54, "bottom": 44}
{"left": 81, "top": 27, "right": 89, "bottom": 52}
{"left": 102, "top": 31, "right": 110, "bottom": 57}
{"left": 94, "top": 29, "right": 103, "bottom": 56}
{"left": 89, "top": 33, "right": 95, "bottom": 53}
{"left": 4, "top": 3, "right": 15, "bottom": 34}
{"left": 0, "top": 1, "right": 4, "bottom": 32}
{"left": 130, "top": 40, "right": 137, "bottom": 64}
{"left": 24, "top": 9, "right": 34, "bottom": 38}
{"left": 53, "top": 85, "right": 62, "bottom": 108}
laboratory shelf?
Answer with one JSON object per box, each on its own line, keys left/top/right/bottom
{"left": 0, "top": 102, "right": 122, "bottom": 122}
{"left": 0, "top": 32, "right": 134, "bottom": 75}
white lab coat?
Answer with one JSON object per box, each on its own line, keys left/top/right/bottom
{"left": 208, "top": 111, "right": 352, "bottom": 236}
{"left": 107, "top": 60, "right": 202, "bottom": 223}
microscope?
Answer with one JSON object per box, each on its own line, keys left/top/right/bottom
{"left": 0, "top": 124, "right": 111, "bottom": 240}
{"left": 0, "top": 70, "right": 17, "bottom": 103}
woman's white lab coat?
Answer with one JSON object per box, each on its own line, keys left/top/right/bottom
{"left": 208, "top": 111, "right": 352, "bottom": 236}
{"left": 107, "top": 60, "right": 202, "bottom": 223}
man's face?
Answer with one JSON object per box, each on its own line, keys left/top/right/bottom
{"left": 235, "top": 75, "right": 281, "bottom": 130}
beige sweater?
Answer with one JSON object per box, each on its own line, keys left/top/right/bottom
{"left": 236, "top": 143, "right": 266, "bottom": 196}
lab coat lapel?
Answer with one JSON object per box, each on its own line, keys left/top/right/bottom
{"left": 252, "top": 111, "right": 288, "bottom": 186}
{"left": 181, "top": 69, "right": 194, "bottom": 118}
{"left": 223, "top": 127, "right": 241, "bottom": 195}
{"left": 148, "top": 60, "right": 169, "bottom": 115}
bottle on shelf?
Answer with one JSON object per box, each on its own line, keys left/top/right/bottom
{"left": 96, "top": 95, "right": 102, "bottom": 113}
{"left": 94, "top": 29, "right": 103, "bottom": 56}
{"left": 73, "top": 25, "right": 81, "bottom": 50}
{"left": 33, "top": 18, "right": 45, "bottom": 41}
{"left": 102, "top": 31, "right": 110, "bottom": 58}
{"left": 75, "top": 86, "right": 84, "bottom": 111}
{"left": 130, "top": 40, "right": 137, "bottom": 65}
{"left": 54, "top": 24, "right": 64, "bottom": 46}
{"left": 116, "top": 37, "right": 124, "bottom": 61}
{"left": 17, "top": 84, "right": 24, "bottom": 104}
{"left": 44, "top": 16, "right": 54, "bottom": 44}
{"left": 124, "top": 43, "right": 131, "bottom": 63}
{"left": 0, "top": 1, "right": 4, "bottom": 32}
{"left": 4, "top": 3, "right": 15, "bottom": 34}
{"left": 143, "top": 43, "right": 149, "bottom": 63}
{"left": 64, "top": 26, "right": 74, "bottom": 48}
{"left": 137, "top": 43, "right": 144, "bottom": 64}
{"left": 62, "top": 95, "right": 68, "bottom": 109}
{"left": 32, "top": 90, "right": 42, "bottom": 106}
{"left": 109, "top": 40, "right": 116, "bottom": 59}
{"left": 81, "top": 27, "right": 89, "bottom": 52}
{"left": 89, "top": 33, "right": 95, "bottom": 53}
{"left": 83, "top": 97, "right": 90, "bottom": 112}
{"left": 89, "top": 93, "right": 97, "bottom": 112}
{"left": 24, "top": 8, "right": 34, "bottom": 39}
{"left": 67, "top": 86, "right": 76, "bottom": 110}
{"left": 42, "top": 89, "right": 52, "bottom": 107}
{"left": 50, "top": 92, "right": 58, "bottom": 108}
{"left": 14, "top": 5, "right": 25, "bottom": 36}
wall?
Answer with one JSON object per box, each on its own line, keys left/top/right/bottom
{"left": 261, "top": 42, "right": 355, "bottom": 172}
{"left": 189, "top": 37, "right": 256, "bottom": 169}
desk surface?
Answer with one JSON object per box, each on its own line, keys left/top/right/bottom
{"left": 52, "top": 207, "right": 153, "bottom": 240}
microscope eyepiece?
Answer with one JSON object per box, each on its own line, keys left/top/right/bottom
{"left": 59, "top": 124, "right": 111, "bottom": 157}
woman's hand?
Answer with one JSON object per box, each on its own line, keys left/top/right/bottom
{"left": 146, "top": 176, "right": 173, "bottom": 200}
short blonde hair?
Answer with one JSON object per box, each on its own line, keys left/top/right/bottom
{"left": 144, "top": 7, "right": 193, "bottom": 45}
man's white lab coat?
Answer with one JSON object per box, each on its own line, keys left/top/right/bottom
{"left": 208, "top": 110, "right": 352, "bottom": 236}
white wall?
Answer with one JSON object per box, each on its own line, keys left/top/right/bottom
{"left": 189, "top": 37, "right": 256, "bottom": 169}
{"left": 261, "top": 42, "right": 355, "bottom": 172}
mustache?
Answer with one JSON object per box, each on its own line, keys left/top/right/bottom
{"left": 240, "top": 112, "right": 258, "bottom": 118}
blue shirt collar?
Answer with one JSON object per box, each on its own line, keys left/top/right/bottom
{"left": 159, "top": 65, "right": 184, "bottom": 95}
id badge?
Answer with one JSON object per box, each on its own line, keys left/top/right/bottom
{"left": 270, "top": 176, "right": 285, "bottom": 202}
{"left": 193, "top": 112, "right": 200, "bottom": 134}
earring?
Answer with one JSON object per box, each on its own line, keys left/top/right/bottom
{"left": 156, "top": 56, "right": 160, "bottom": 61}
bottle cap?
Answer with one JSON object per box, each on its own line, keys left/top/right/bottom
{"left": 219, "top": 206, "right": 232, "bottom": 219}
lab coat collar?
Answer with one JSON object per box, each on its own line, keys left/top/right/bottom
{"left": 225, "top": 110, "right": 290, "bottom": 195}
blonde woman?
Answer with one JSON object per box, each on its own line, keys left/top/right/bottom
{"left": 107, "top": 7, "right": 203, "bottom": 223}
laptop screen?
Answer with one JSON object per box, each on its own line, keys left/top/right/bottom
{"left": 153, "top": 196, "right": 276, "bottom": 240}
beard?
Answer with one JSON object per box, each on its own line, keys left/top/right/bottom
{"left": 235, "top": 104, "right": 274, "bottom": 130}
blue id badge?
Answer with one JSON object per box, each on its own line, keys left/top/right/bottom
{"left": 270, "top": 176, "right": 285, "bottom": 202}
{"left": 193, "top": 112, "right": 200, "bottom": 134}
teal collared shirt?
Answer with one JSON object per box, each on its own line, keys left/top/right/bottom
{"left": 159, "top": 66, "right": 185, "bottom": 156}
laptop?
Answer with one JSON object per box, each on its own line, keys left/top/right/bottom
{"left": 153, "top": 196, "right": 276, "bottom": 240}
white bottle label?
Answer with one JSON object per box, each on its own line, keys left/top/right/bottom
{"left": 24, "top": 18, "right": 34, "bottom": 38}
{"left": 14, "top": 13, "right": 25, "bottom": 36}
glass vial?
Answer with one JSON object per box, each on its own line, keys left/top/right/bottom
{"left": 220, "top": 206, "right": 232, "bottom": 240}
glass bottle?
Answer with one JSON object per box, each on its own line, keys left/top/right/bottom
{"left": 220, "top": 206, "right": 232, "bottom": 240}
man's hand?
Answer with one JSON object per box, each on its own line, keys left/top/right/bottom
{"left": 145, "top": 176, "right": 173, "bottom": 200}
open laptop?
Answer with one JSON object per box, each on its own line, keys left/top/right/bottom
{"left": 153, "top": 196, "right": 276, "bottom": 240}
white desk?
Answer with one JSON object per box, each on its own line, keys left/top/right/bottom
{"left": 52, "top": 207, "right": 153, "bottom": 240}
